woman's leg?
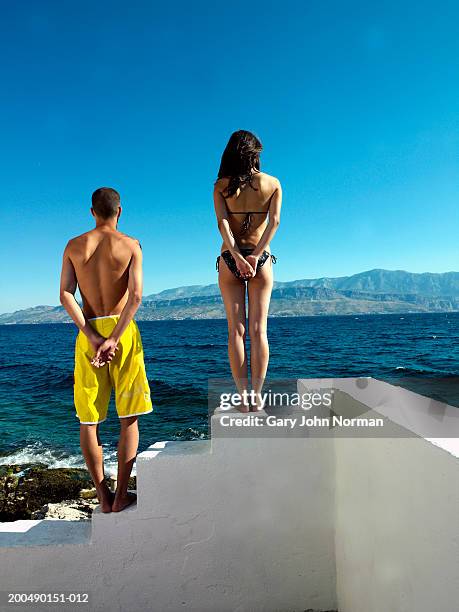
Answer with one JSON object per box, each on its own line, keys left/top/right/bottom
{"left": 248, "top": 259, "right": 274, "bottom": 410}
{"left": 218, "top": 259, "right": 250, "bottom": 411}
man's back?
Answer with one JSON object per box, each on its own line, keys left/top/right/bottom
{"left": 67, "top": 227, "right": 139, "bottom": 318}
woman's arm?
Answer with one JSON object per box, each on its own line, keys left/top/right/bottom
{"left": 213, "top": 181, "right": 255, "bottom": 278}
{"left": 251, "top": 180, "right": 282, "bottom": 258}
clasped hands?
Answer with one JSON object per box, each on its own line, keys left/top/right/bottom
{"left": 235, "top": 253, "right": 259, "bottom": 280}
{"left": 89, "top": 334, "right": 119, "bottom": 368}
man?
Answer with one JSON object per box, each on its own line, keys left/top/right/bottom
{"left": 60, "top": 187, "right": 152, "bottom": 513}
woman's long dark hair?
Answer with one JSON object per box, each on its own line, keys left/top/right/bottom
{"left": 217, "top": 130, "right": 262, "bottom": 198}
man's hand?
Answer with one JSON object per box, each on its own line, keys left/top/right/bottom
{"left": 91, "top": 337, "right": 119, "bottom": 368}
{"left": 88, "top": 331, "right": 106, "bottom": 355}
{"left": 234, "top": 253, "right": 255, "bottom": 280}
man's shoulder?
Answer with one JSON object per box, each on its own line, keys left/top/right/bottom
{"left": 116, "top": 231, "right": 142, "bottom": 250}
{"left": 65, "top": 231, "right": 92, "bottom": 251}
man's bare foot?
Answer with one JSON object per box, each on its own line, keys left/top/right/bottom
{"left": 97, "top": 489, "right": 114, "bottom": 513}
{"left": 112, "top": 492, "right": 137, "bottom": 513}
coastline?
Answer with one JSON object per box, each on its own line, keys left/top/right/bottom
{"left": 2, "top": 268, "right": 459, "bottom": 323}
{"left": 1, "top": 309, "right": 458, "bottom": 326}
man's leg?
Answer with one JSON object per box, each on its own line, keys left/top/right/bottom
{"left": 80, "top": 424, "right": 113, "bottom": 513}
{"left": 112, "top": 416, "right": 138, "bottom": 512}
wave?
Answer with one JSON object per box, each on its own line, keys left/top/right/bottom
{"left": 0, "top": 441, "right": 86, "bottom": 469}
{"left": 0, "top": 441, "right": 121, "bottom": 476}
{"left": 392, "top": 366, "right": 459, "bottom": 377}
{"left": 0, "top": 424, "right": 209, "bottom": 476}
{"left": 171, "top": 427, "right": 208, "bottom": 441}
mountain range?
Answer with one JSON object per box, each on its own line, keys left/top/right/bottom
{"left": 1, "top": 269, "right": 458, "bottom": 324}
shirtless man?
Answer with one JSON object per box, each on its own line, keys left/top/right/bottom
{"left": 60, "top": 187, "right": 152, "bottom": 513}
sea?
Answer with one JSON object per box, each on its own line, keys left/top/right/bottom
{"left": 0, "top": 313, "right": 458, "bottom": 475}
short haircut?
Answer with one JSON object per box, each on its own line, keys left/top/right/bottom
{"left": 91, "top": 187, "right": 120, "bottom": 219}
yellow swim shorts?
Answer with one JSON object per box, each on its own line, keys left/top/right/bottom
{"left": 74, "top": 316, "right": 152, "bottom": 424}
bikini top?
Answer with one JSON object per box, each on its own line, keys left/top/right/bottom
{"left": 226, "top": 189, "right": 276, "bottom": 236}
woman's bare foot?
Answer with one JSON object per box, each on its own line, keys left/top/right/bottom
{"left": 214, "top": 403, "right": 250, "bottom": 414}
{"left": 235, "top": 404, "right": 250, "bottom": 413}
{"left": 112, "top": 492, "right": 137, "bottom": 513}
{"left": 249, "top": 392, "right": 264, "bottom": 412}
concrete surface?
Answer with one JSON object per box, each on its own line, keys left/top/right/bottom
{"left": 0, "top": 378, "right": 457, "bottom": 612}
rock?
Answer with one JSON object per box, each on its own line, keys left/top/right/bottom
{"left": 44, "top": 499, "right": 99, "bottom": 520}
{"left": 0, "top": 463, "right": 48, "bottom": 478}
{"left": 31, "top": 505, "right": 48, "bottom": 520}
{"left": 0, "top": 463, "right": 137, "bottom": 521}
{"left": 0, "top": 465, "right": 93, "bottom": 521}
{"left": 31, "top": 498, "right": 100, "bottom": 521}
{"left": 79, "top": 488, "right": 97, "bottom": 499}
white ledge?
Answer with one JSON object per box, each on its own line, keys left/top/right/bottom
{"left": 298, "top": 376, "right": 459, "bottom": 457}
{"left": 0, "top": 519, "right": 91, "bottom": 547}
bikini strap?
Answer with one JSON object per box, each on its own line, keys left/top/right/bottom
{"left": 227, "top": 210, "right": 269, "bottom": 214}
{"left": 225, "top": 188, "right": 277, "bottom": 215}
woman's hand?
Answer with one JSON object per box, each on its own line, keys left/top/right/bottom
{"left": 234, "top": 253, "right": 255, "bottom": 280}
{"left": 245, "top": 254, "right": 259, "bottom": 276}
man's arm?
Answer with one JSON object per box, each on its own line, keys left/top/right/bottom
{"left": 92, "top": 241, "right": 143, "bottom": 366}
{"left": 59, "top": 243, "right": 105, "bottom": 352}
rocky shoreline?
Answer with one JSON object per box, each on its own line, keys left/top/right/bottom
{"left": 0, "top": 464, "right": 136, "bottom": 521}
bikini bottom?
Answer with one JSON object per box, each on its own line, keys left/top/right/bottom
{"left": 216, "top": 248, "right": 276, "bottom": 280}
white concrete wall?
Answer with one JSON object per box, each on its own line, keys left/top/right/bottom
{"left": 297, "top": 378, "right": 459, "bottom": 612}
{"left": 1, "top": 378, "right": 458, "bottom": 612}
{"left": 0, "top": 428, "right": 337, "bottom": 612}
{"left": 334, "top": 436, "right": 459, "bottom": 612}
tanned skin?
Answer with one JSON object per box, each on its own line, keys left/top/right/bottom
{"left": 60, "top": 205, "right": 143, "bottom": 512}
{"left": 214, "top": 171, "right": 282, "bottom": 412}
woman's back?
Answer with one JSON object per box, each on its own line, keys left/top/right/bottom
{"left": 216, "top": 171, "right": 279, "bottom": 249}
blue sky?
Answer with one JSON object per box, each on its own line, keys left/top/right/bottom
{"left": 1, "top": 1, "right": 458, "bottom": 312}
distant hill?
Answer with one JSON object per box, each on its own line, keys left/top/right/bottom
{"left": 1, "top": 269, "right": 458, "bottom": 324}
{"left": 144, "top": 269, "right": 459, "bottom": 300}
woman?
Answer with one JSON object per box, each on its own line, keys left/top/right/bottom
{"left": 214, "top": 130, "right": 282, "bottom": 412}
